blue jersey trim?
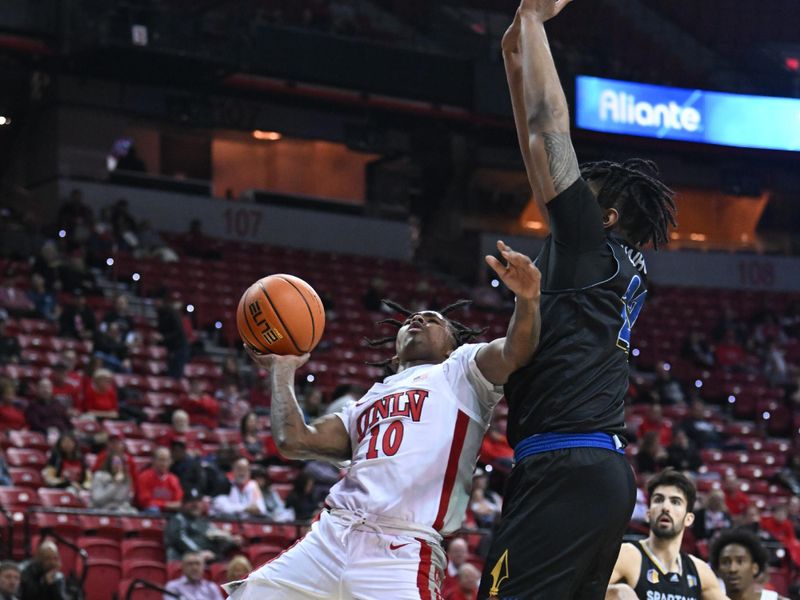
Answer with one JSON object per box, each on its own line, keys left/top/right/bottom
{"left": 514, "top": 432, "right": 626, "bottom": 463}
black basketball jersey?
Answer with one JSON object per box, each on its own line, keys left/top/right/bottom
{"left": 505, "top": 178, "right": 648, "bottom": 447}
{"left": 633, "top": 540, "right": 702, "bottom": 600}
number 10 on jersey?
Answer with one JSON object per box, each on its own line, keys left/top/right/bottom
{"left": 365, "top": 421, "right": 405, "bottom": 459}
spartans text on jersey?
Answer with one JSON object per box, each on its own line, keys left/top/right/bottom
{"left": 645, "top": 592, "right": 698, "bottom": 600}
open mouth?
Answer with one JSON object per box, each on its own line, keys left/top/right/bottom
{"left": 658, "top": 517, "right": 672, "bottom": 526}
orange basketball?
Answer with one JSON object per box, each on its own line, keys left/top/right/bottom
{"left": 236, "top": 274, "right": 326, "bottom": 355}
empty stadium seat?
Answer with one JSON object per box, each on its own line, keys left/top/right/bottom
{"left": 79, "top": 514, "right": 124, "bottom": 540}
{"left": 5, "top": 448, "right": 48, "bottom": 469}
{"left": 121, "top": 539, "right": 164, "bottom": 562}
{"left": 8, "top": 467, "right": 44, "bottom": 488}
{"left": 122, "top": 560, "right": 166, "bottom": 585}
{"left": 38, "top": 489, "right": 86, "bottom": 509}
{"left": 83, "top": 559, "right": 122, "bottom": 600}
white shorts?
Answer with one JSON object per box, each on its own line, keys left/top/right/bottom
{"left": 225, "top": 509, "right": 446, "bottom": 599}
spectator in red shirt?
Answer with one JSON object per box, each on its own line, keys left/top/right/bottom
{"left": 444, "top": 563, "right": 481, "bottom": 600}
{"left": 479, "top": 419, "right": 514, "bottom": 474}
{"left": 0, "top": 378, "right": 26, "bottom": 430}
{"left": 178, "top": 379, "right": 220, "bottom": 429}
{"left": 60, "top": 349, "right": 83, "bottom": 389}
{"left": 637, "top": 403, "right": 672, "bottom": 447}
{"left": 137, "top": 446, "right": 183, "bottom": 512}
{"left": 81, "top": 368, "right": 118, "bottom": 417}
{"left": 93, "top": 434, "right": 139, "bottom": 486}
{"left": 442, "top": 538, "right": 469, "bottom": 597}
{"left": 158, "top": 409, "right": 192, "bottom": 448}
{"left": 715, "top": 329, "right": 746, "bottom": 369}
{"left": 761, "top": 503, "right": 800, "bottom": 567}
{"left": 24, "top": 378, "right": 72, "bottom": 434}
{"left": 42, "top": 432, "right": 90, "bottom": 491}
{"left": 51, "top": 362, "right": 81, "bottom": 415}
{"left": 722, "top": 471, "right": 750, "bottom": 517}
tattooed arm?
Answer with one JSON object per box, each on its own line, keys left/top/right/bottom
{"left": 245, "top": 347, "right": 351, "bottom": 462}
{"left": 504, "top": 0, "right": 579, "bottom": 213}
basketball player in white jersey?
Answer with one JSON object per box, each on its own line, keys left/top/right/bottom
{"left": 711, "top": 529, "right": 789, "bottom": 600}
{"left": 227, "top": 240, "right": 541, "bottom": 600}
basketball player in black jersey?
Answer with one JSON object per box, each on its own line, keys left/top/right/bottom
{"left": 710, "top": 529, "right": 788, "bottom": 600}
{"left": 606, "top": 470, "right": 726, "bottom": 600}
{"left": 479, "top": 1, "right": 677, "bottom": 598}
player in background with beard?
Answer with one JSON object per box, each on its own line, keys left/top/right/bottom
{"left": 606, "top": 469, "right": 727, "bottom": 600}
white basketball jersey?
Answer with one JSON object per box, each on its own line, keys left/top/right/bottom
{"left": 327, "top": 343, "right": 502, "bottom": 535}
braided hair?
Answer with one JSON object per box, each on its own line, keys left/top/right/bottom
{"left": 365, "top": 299, "right": 486, "bottom": 375}
{"left": 580, "top": 158, "right": 677, "bottom": 250}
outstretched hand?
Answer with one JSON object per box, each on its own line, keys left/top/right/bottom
{"left": 485, "top": 240, "right": 541, "bottom": 301}
{"left": 519, "top": 0, "right": 573, "bottom": 22}
{"left": 243, "top": 344, "right": 310, "bottom": 372}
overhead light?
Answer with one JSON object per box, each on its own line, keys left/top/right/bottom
{"left": 253, "top": 130, "right": 282, "bottom": 141}
{"left": 0, "top": 116, "right": 10, "bottom": 126}
{"left": 523, "top": 220, "right": 543, "bottom": 230}
{"left": 689, "top": 233, "right": 707, "bottom": 241}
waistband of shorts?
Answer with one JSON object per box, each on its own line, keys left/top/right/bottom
{"left": 514, "top": 432, "right": 626, "bottom": 463}
{"left": 325, "top": 506, "right": 442, "bottom": 545}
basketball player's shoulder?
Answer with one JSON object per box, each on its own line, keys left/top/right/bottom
{"left": 613, "top": 541, "right": 642, "bottom": 582}
{"left": 687, "top": 554, "right": 725, "bottom": 596}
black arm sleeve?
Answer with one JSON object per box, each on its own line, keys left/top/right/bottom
{"left": 543, "top": 178, "right": 616, "bottom": 290}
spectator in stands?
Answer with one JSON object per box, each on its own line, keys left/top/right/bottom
{"left": 285, "top": 472, "right": 319, "bottom": 521}
{"left": 761, "top": 503, "right": 800, "bottom": 567}
{"left": 250, "top": 466, "right": 293, "bottom": 522}
{"left": 165, "top": 488, "right": 241, "bottom": 562}
{"left": 184, "top": 219, "right": 222, "bottom": 260}
{"left": 692, "top": 490, "right": 733, "bottom": 541}
{"left": 215, "top": 382, "right": 249, "bottom": 425}
{"left": 210, "top": 458, "right": 265, "bottom": 518}
{"left": 81, "top": 368, "right": 119, "bottom": 417}
{"left": 324, "top": 383, "right": 365, "bottom": 416}
{"left": 679, "top": 397, "right": 723, "bottom": 449}
{"left": 442, "top": 538, "right": 469, "bottom": 596}
{"left": 58, "top": 350, "right": 82, "bottom": 388}
{"left": 479, "top": 410, "right": 514, "bottom": 474}
{"left": 300, "top": 386, "right": 325, "bottom": 422}
{"left": 0, "top": 561, "right": 20, "bottom": 600}
{"left": 652, "top": 361, "right": 686, "bottom": 405}
{"left": 159, "top": 409, "right": 191, "bottom": 447}
{"left": 165, "top": 551, "right": 223, "bottom": 600}
{"left": 92, "top": 322, "right": 130, "bottom": 373}
{"left": 32, "top": 241, "right": 62, "bottom": 293}
{"left": 637, "top": 403, "right": 672, "bottom": 447}
{"left": 109, "top": 199, "right": 139, "bottom": 246}
{"left": 137, "top": 446, "right": 183, "bottom": 512}
{"left": 239, "top": 412, "right": 267, "bottom": 463}
{"left": 19, "top": 539, "right": 67, "bottom": 600}
{"left": 709, "top": 529, "right": 784, "bottom": 600}
{"left": 220, "top": 356, "right": 243, "bottom": 388}
{"left": 247, "top": 372, "right": 271, "bottom": 413}
{"left": 722, "top": 471, "right": 751, "bottom": 518}
{"left": 58, "top": 250, "right": 100, "bottom": 296}
{"left": 170, "top": 439, "right": 206, "bottom": 494}
{"left": 303, "top": 460, "right": 341, "bottom": 504}
{"left": 0, "top": 315, "right": 21, "bottom": 365}
{"left": 776, "top": 454, "right": 800, "bottom": 496}
{"left": 0, "top": 379, "right": 26, "bottom": 430}
{"left": 49, "top": 364, "right": 80, "bottom": 415}
{"left": 24, "top": 378, "right": 71, "bottom": 434}
{"left": 26, "top": 273, "right": 58, "bottom": 321}
{"left": 445, "top": 563, "right": 480, "bottom": 600}
{"left": 100, "top": 295, "right": 136, "bottom": 343}
{"left": 89, "top": 452, "right": 135, "bottom": 513}
{"left": 56, "top": 189, "right": 93, "bottom": 244}
{"left": 681, "top": 331, "right": 715, "bottom": 369}
{"left": 91, "top": 434, "right": 138, "bottom": 485}
{"left": 58, "top": 291, "right": 96, "bottom": 341}
{"left": 225, "top": 555, "right": 252, "bottom": 584}
{"left": 635, "top": 431, "right": 668, "bottom": 475}
{"left": 763, "top": 341, "right": 791, "bottom": 386}
{"left": 179, "top": 379, "right": 220, "bottom": 429}
{"left": 0, "top": 451, "right": 12, "bottom": 487}
{"left": 469, "top": 469, "right": 501, "bottom": 529}
{"left": 715, "top": 328, "right": 747, "bottom": 370}
{"left": 665, "top": 429, "right": 702, "bottom": 472}
{"left": 157, "top": 295, "right": 189, "bottom": 379}
{"left": 136, "top": 219, "right": 178, "bottom": 262}
{"left": 42, "top": 431, "right": 90, "bottom": 491}
{"left": 739, "top": 504, "right": 774, "bottom": 544}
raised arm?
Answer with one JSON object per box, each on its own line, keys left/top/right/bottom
{"left": 475, "top": 241, "right": 541, "bottom": 385}
{"left": 504, "top": 0, "right": 579, "bottom": 213}
{"left": 244, "top": 348, "right": 352, "bottom": 462}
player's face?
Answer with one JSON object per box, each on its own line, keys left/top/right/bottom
{"left": 395, "top": 311, "right": 456, "bottom": 364}
{"left": 717, "top": 544, "right": 757, "bottom": 594}
{"left": 647, "top": 485, "right": 693, "bottom": 539}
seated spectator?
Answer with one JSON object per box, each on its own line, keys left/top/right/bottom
{"left": 652, "top": 361, "right": 686, "bottom": 405}
{"left": 58, "top": 292, "right": 96, "bottom": 341}
{"left": 19, "top": 540, "right": 67, "bottom": 600}
{"left": 665, "top": 430, "right": 702, "bottom": 472}
{"left": 637, "top": 403, "right": 672, "bottom": 447}
{"left": 164, "top": 552, "right": 224, "bottom": 600}
{"left": 164, "top": 488, "right": 241, "bottom": 562}
{"left": 285, "top": 472, "right": 319, "bottom": 522}
{"left": 0, "top": 560, "right": 20, "bottom": 600}
{"left": 215, "top": 383, "right": 249, "bottom": 425}
{"left": 775, "top": 454, "right": 800, "bottom": 496}
{"left": 324, "top": 383, "right": 365, "bottom": 416}
{"left": 681, "top": 331, "right": 715, "bottom": 369}
{"left": 225, "top": 555, "right": 252, "bottom": 584}
{"left": 0, "top": 315, "right": 21, "bottom": 365}
{"left": 89, "top": 452, "right": 135, "bottom": 513}
{"left": 722, "top": 472, "right": 751, "bottom": 518}
{"left": 100, "top": 295, "right": 135, "bottom": 344}
{"left": 27, "top": 273, "right": 58, "bottom": 321}
{"left": 761, "top": 503, "right": 800, "bottom": 567}
{"left": 179, "top": 379, "right": 220, "bottom": 429}
{"left": 444, "top": 563, "right": 480, "bottom": 600}
{"left": 159, "top": 409, "right": 192, "bottom": 447}
{"left": 50, "top": 364, "right": 80, "bottom": 415}
{"left": 92, "top": 434, "right": 138, "bottom": 485}
{"left": 24, "top": 378, "right": 71, "bottom": 434}
{"left": 137, "top": 447, "right": 183, "bottom": 512}
{"left": 468, "top": 469, "right": 501, "bottom": 529}
{"left": 32, "top": 240, "right": 62, "bottom": 293}
{"left": 58, "top": 350, "right": 82, "bottom": 389}
{"left": 679, "top": 397, "right": 723, "bottom": 449}
{"left": 763, "top": 341, "right": 791, "bottom": 386}
{"left": 479, "top": 417, "right": 514, "bottom": 474}
{"left": 715, "top": 329, "right": 746, "bottom": 370}
{"left": 80, "top": 368, "right": 118, "bottom": 417}
{"left": 300, "top": 386, "right": 324, "bottom": 422}
{"left": 57, "top": 250, "right": 100, "bottom": 296}
{"left": 42, "top": 432, "right": 90, "bottom": 492}
{"left": 239, "top": 412, "right": 267, "bottom": 463}
{"left": 211, "top": 458, "right": 265, "bottom": 518}
{"left": 56, "top": 189, "right": 93, "bottom": 244}
{"left": 157, "top": 295, "right": 188, "bottom": 379}
{"left": 136, "top": 219, "right": 178, "bottom": 262}
{"left": 251, "top": 466, "right": 293, "bottom": 522}
{"left": 303, "top": 460, "right": 341, "bottom": 504}
{"left": 692, "top": 490, "right": 733, "bottom": 541}
{"left": 92, "top": 323, "right": 130, "bottom": 373}
{"left": 442, "top": 538, "right": 469, "bottom": 597}
{"left": 635, "top": 431, "right": 668, "bottom": 475}
{"left": 0, "top": 379, "right": 26, "bottom": 430}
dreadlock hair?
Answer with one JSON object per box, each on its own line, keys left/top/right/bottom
{"left": 365, "top": 299, "right": 486, "bottom": 376}
{"left": 580, "top": 158, "right": 677, "bottom": 250}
